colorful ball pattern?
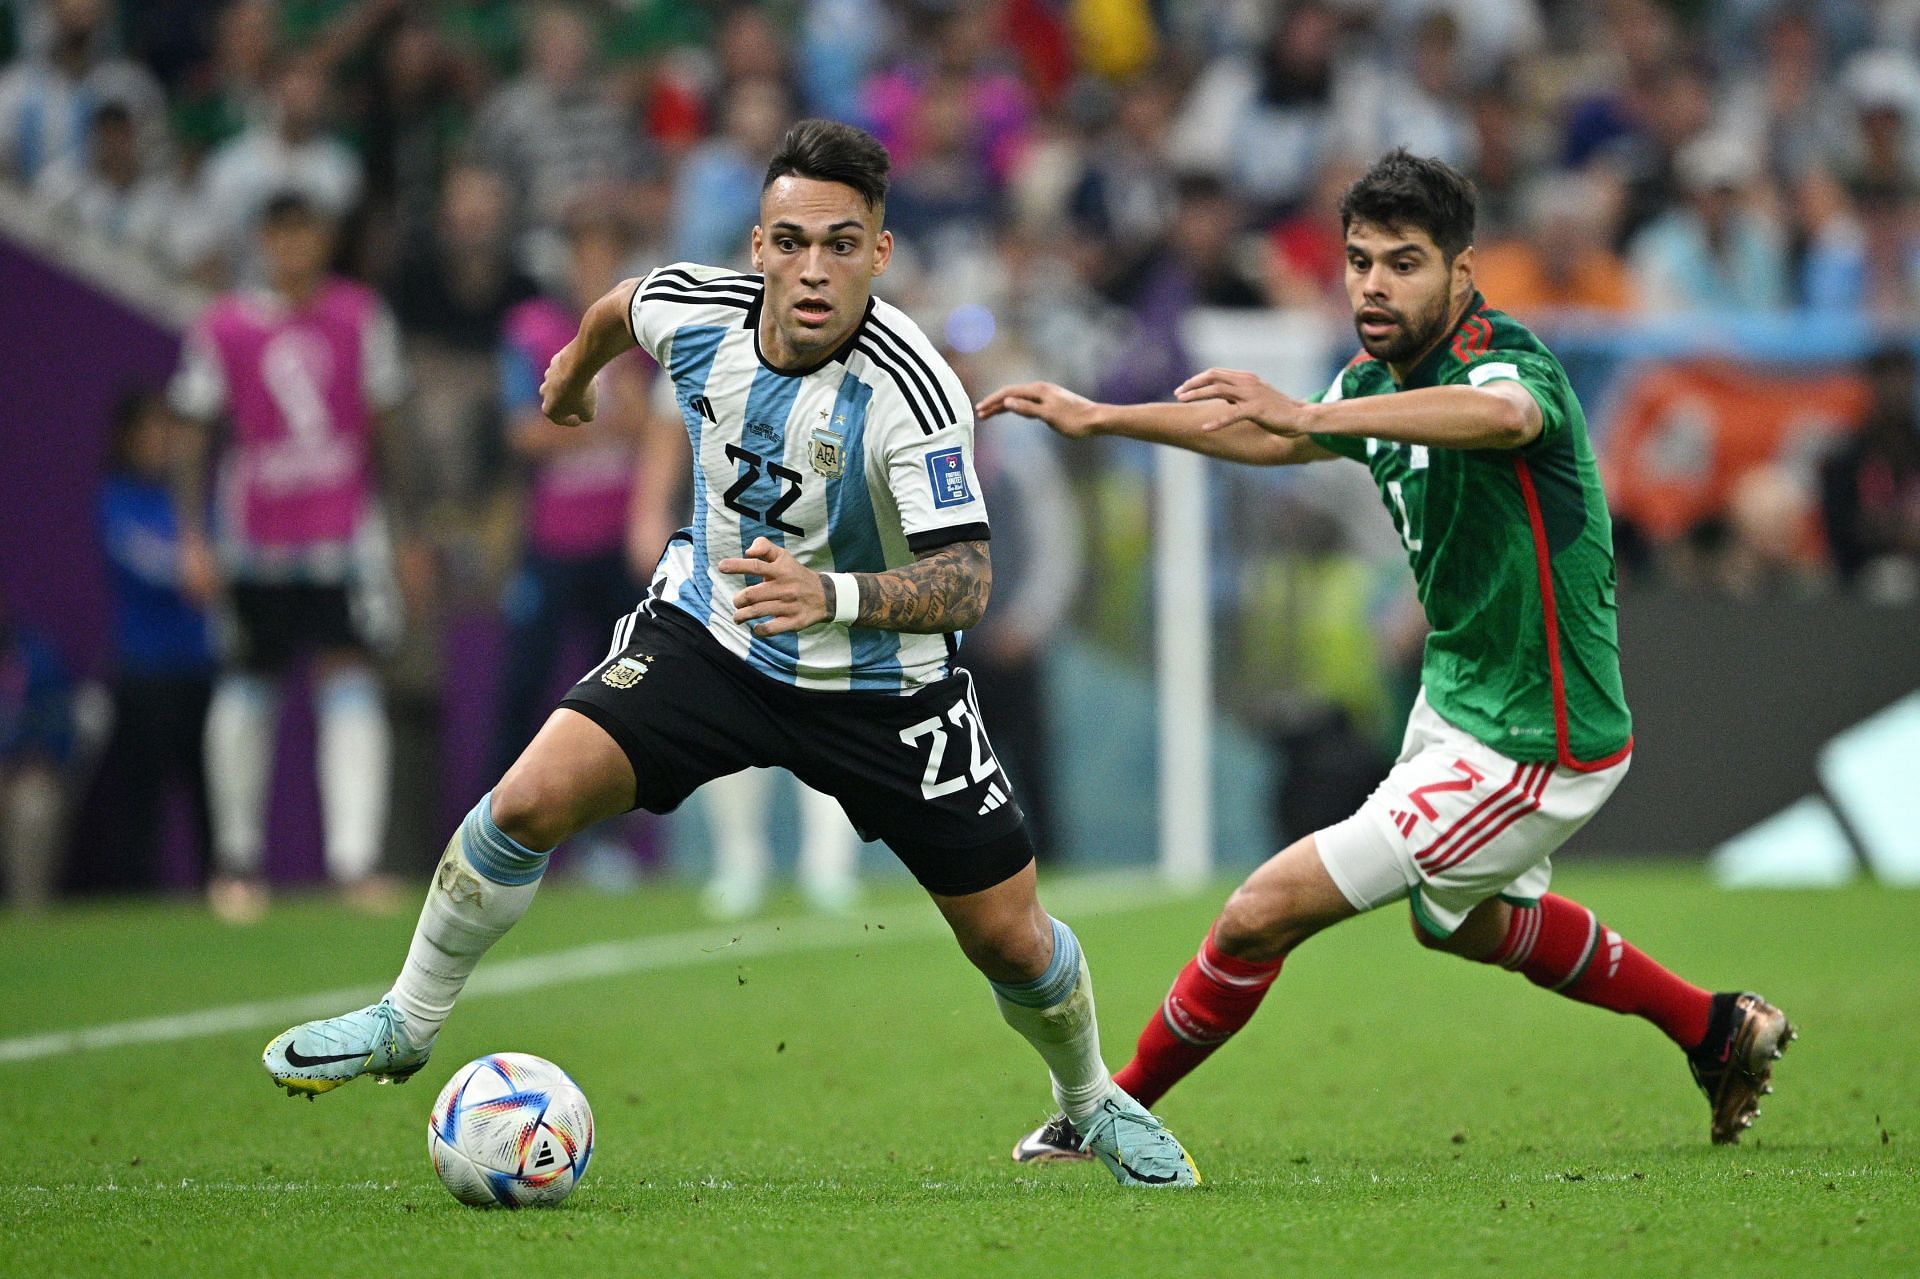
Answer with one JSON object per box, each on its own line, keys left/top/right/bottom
{"left": 427, "top": 1053, "right": 594, "bottom": 1208}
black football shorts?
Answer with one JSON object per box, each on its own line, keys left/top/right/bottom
{"left": 559, "top": 603, "right": 1033, "bottom": 896}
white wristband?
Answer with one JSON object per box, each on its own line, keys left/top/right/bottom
{"left": 826, "top": 573, "right": 861, "bottom": 625}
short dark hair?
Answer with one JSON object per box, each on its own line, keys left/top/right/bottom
{"left": 763, "top": 118, "right": 890, "bottom": 211}
{"left": 1338, "top": 148, "right": 1477, "bottom": 260}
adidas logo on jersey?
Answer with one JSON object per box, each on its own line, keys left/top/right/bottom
{"left": 977, "top": 782, "right": 1008, "bottom": 816}
{"left": 689, "top": 394, "right": 717, "bottom": 424}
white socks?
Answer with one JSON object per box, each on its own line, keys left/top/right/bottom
{"left": 204, "top": 673, "right": 279, "bottom": 877}
{"left": 385, "top": 793, "right": 548, "bottom": 1045}
{"left": 205, "top": 666, "right": 391, "bottom": 883}
{"left": 796, "top": 779, "right": 858, "bottom": 908}
{"left": 705, "top": 767, "right": 772, "bottom": 903}
{"left": 316, "top": 665, "right": 390, "bottom": 883}
{"left": 989, "top": 917, "right": 1115, "bottom": 1124}
{"left": 705, "top": 770, "right": 860, "bottom": 912}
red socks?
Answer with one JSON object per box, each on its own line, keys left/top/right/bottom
{"left": 1112, "top": 930, "right": 1285, "bottom": 1108}
{"left": 1490, "top": 893, "right": 1712, "bottom": 1049}
{"left": 1111, "top": 893, "right": 1712, "bottom": 1115}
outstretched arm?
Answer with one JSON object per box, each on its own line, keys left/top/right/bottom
{"left": 539, "top": 278, "right": 643, "bottom": 427}
{"left": 974, "top": 381, "right": 1336, "bottom": 466}
{"left": 719, "top": 537, "right": 991, "bottom": 637}
{"left": 1175, "top": 367, "right": 1541, "bottom": 451}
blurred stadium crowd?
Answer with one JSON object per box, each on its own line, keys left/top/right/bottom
{"left": 2, "top": 0, "right": 1918, "bottom": 910}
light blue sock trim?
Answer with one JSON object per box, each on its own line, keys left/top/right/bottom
{"left": 460, "top": 792, "right": 548, "bottom": 886}
{"left": 990, "top": 917, "right": 1082, "bottom": 1009}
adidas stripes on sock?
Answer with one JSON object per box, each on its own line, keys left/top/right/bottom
{"left": 1487, "top": 893, "right": 1713, "bottom": 1049}
{"left": 1112, "top": 928, "right": 1286, "bottom": 1109}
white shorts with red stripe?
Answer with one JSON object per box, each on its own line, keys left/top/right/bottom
{"left": 1315, "top": 689, "right": 1630, "bottom": 937}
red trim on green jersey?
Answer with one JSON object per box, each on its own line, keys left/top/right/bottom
{"left": 1450, "top": 311, "right": 1494, "bottom": 364}
{"left": 1512, "top": 458, "right": 1635, "bottom": 773}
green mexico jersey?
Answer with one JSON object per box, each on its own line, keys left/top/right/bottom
{"left": 1309, "top": 293, "right": 1632, "bottom": 769}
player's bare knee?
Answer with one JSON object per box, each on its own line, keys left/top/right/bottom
{"left": 1214, "top": 887, "right": 1292, "bottom": 963}
{"left": 960, "top": 916, "right": 1052, "bottom": 984}
{"left": 486, "top": 772, "right": 567, "bottom": 852}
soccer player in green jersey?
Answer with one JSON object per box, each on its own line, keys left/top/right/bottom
{"left": 979, "top": 150, "right": 1794, "bottom": 1161}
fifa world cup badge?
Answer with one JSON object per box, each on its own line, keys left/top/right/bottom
{"left": 600, "top": 654, "right": 653, "bottom": 689}
{"left": 809, "top": 427, "right": 846, "bottom": 479}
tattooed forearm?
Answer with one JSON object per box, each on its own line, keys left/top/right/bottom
{"left": 846, "top": 540, "right": 991, "bottom": 633}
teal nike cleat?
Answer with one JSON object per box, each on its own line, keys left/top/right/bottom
{"left": 1075, "top": 1090, "right": 1202, "bottom": 1187}
{"left": 263, "top": 999, "right": 432, "bottom": 1098}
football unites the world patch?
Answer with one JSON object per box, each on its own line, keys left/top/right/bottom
{"left": 925, "top": 447, "right": 973, "bottom": 509}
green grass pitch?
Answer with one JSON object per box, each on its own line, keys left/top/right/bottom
{"left": 1, "top": 865, "right": 1912, "bottom": 1278}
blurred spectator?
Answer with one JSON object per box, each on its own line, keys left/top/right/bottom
{"left": 1841, "top": 48, "right": 1920, "bottom": 198}
{"left": 32, "top": 97, "right": 195, "bottom": 270}
{"left": 1475, "top": 171, "right": 1637, "bottom": 318}
{"left": 708, "top": 3, "right": 792, "bottom": 97}
{"left": 1628, "top": 134, "right": 1788, "bottom": 314}
{"left": 1717, "top": 464, "right": 1828, "bottom": 598}
{"left": 794, "top": 0, "right": 888, "bottom": 121}
{"left": 1794, "top": 167, "right": 1868, "bottom": 312}
{"left": 863, "top": 5, "right": 1031, "bottom": 189}
{"left": 1375, "top": 0, "right": 1541, "bottom": 87}
{"left": 359, "top": 12, "right": 475, "bottom": 276}
{"left": 1822, "top": 345, "right": 1920, "bottom": 602}
{"left": 1108, "top": 173, "right": 1266, "bottom": 311}
{"left": 0, "top": 593, "right": 73, "bottom": 912}
{"left": 1064, "top": 78, "right": 1177, "bottom": 257}
{"left": 668, "top": 75, "right": 789, "bottom": 267}
{"left": 1560, "top": 0, "right": 1683, "bottom": 171}
{"left": 168, "top": 192, "right": 413, "bottom": 922}
{"left": 68, "top": 390, "right": 215, "bottom": 896}
{"left": 1838, "top": 50, "right": 1920, "bottom": 317}
{"left": 189, "top": 54, "right": 365, "bottom": 282}
{"left": 1170, "top": 0, "right": 1357, "bottom": 214}
{"left": 1716, "top": 9, "right": 1854, "bottom": 188}
{"left": 1464, "top": 74, "right": 1536, "bottom": 241}
{"left": 1097, "top": 174, "right": 1265, "bottom": 405}
{"left": 467, "top": 3, "right": 640, "bottom": 275}
{"left": 1340, "top": 11, "right": 1475, "bottom": 174}
{"left": 886, "top": 71, "right": 1002, "bottom": 250}
{"left": 487, "top": 212, "right": 682, "bottom": 779}
{"left": 0, "top": 0, "right": 165, "bottom": 184}
{"left": 389, "top": 163, "right": 537, "bottom": 355}
{"left": 169, "top": 0, "right": 278, "bottom": 169}
{"left": 1264, "top": 157, "right": 1358, "bottom": 310}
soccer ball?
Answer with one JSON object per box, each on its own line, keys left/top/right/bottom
{"left": 427, "top": 1053, "right": 594, "bottom": 1208}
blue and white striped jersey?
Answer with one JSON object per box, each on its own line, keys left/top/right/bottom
{"left": 629, "top": 262, "right": 990, "bottom": 693}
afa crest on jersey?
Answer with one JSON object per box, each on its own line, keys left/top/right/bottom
{"left": 809, "top": 427, "right": 845, "bottom": 479}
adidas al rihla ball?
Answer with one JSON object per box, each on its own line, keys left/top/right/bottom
{"left": 427, "top": 1053, "right": 594, "bottom": 1208}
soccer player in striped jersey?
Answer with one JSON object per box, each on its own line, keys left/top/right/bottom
{"left": 983, "top": 150, "right": 1793, "bottom": 1164}
{"left": 263, "top": 120, "right": 1198, "bottom": 1188}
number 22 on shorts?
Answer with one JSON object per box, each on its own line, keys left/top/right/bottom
{"left": 899, "top": 697, "right": 1000, "bottom": 799}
